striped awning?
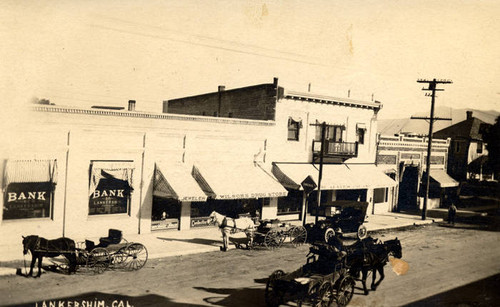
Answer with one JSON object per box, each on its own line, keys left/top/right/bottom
{"left": 192, "top": 162, "right": 288, "bottom": 200}
{"left": 272, "top": 163, "right": 397, "bottom": 190}
{"left": 153, "top": 163, "right": 207, "bottom": 202}
{"left": 3, "top": 159, "right": 58, "bottom": 187}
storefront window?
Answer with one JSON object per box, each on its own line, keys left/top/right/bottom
{"left": 278, "top": 190, "right": 302, "bottom": 214}
{"left": 2, "top": 159, "right": 57, "bottom": 220}
{"left": 151, "top": 197, "right": 180, "bottom": 230}
{"left": 373, "top": 188, "right": 387, "bottom": 203}
{"left": 88, "top": 161, "right": 133, "bottom": 216}
{"left": 3, "top": 182, "right": 54, "bottom": 220}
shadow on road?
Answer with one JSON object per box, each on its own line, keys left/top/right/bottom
{"left": 6, "top": 292, "right": 205, "bottom": 307}
{"left": 194, "top": 286, "right": 266, "bottom": 306}
{"left": 403, "top": 273, "right": 500, "bottom": 306}
{"left": 157, "top": 237, "right": 221, "bottom": 246}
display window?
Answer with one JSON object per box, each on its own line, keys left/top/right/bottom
{"left": 88, "top": 161, "right": 134, "bottom": 216}
{"left": 2, "top": 159, "right": 57, "bottom": 220}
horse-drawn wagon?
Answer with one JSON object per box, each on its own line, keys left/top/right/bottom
{"left": 209, "top": 211, "right": 307, "bottom": 250}
{"left": 265, "top": 242, "right": 355, "bottom": 307}
{"left": 252, "top": 219, "right": 307, "bottom": 249}
{"left": 22, "top": 229, "right": 148, "bottom": 277}
{"left": 306, "top": 201, "right": 369, "bottom": 243}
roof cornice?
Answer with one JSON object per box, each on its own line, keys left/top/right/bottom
{"left": 284, "top": 90, "right": 382, "bottom": 110}
{"left": 32, "top": 105, "right": 275, "bottom": 126}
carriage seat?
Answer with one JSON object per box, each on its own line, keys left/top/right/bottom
{"left": 98, "top": 229, "right": 123, "bottom": 247}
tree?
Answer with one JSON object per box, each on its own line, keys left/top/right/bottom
{"left": 484, "top": 116, "right": 500, "bottom": 178}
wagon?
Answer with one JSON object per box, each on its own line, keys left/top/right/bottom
{"left": 78, "top": 229, "right": 148, "bottom": 274}
{"left": 47, "top": 229, "right": 148, "bottom": 275}
{"left": 306, "top": 201, "right": 369, "bottom": 243}
{"left": 229, "top": 219, "right": 308, "bottom": 250}
{"left": 265, "top": 242, "right": 355, "bottom": 307}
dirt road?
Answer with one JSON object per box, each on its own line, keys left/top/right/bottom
{"left": 1, "top": 224, "right": 499, "bottom": 306}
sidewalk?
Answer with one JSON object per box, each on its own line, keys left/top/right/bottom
{"left": 0, "top": 212, "right": 441, "bottom": 276}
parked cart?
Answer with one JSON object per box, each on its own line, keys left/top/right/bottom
{"left": 229, "top": 219, "right": 308, "bottom": 250}
{"left": 253, "top": 219, "right": 308, "bottom": 249}
{"left": 78, "top": 229, "right": 148, "bottom": 274}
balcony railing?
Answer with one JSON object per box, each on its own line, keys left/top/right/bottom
{"left": 312, "top": 140, "right": 358, "bottom": 159}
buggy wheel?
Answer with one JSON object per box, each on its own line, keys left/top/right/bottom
{"left": 314, "top": 281, "right": 335, "bottom": 307}
{"left": 357, "top": 225, "right": 368, "bottom": 240}
{"left": 111, "top": 247, "right": 128, "bottom": 267}
{"left": 265, "top": 270, "right": 284, "bottom": 307}
{"left": 324, "top": 228, "right": 335, "bottom": 243}
{"left": 86, "top": 248, "right": 110, "bottom": 274}
{"left": 290, "top": 226, "right": 307, "bottom": 247}
{"left": 264, "top": 229, "right": 283, "bottom": 249}
{"left": 335, "top": 276, "right": 355, "bottom": 307}
{"left": 123, "top": 243, "right": 148, "bottom": 271}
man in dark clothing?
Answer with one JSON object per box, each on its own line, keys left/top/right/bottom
{"left": 448, "top": 202, "right": 457, "bottom": 225}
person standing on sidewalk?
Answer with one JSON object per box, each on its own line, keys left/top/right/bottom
{"left": 448, "top": 202, "right": 457, "bottom": 225}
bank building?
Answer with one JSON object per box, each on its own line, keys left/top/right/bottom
{"left": 1, "top": 78, "right": 400, "bottom": 246}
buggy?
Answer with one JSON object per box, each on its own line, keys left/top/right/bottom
{"left": 306, "top": 201, "right": 369, "bottom": 243}
{"left": 265, "top": 242, "right": 355, "bottom": 307}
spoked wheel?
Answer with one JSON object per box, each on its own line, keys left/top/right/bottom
{"left": 264, "top": 229, "right": 283, "bottom": 249}
{"left": 290, "top": 226, "right": 307, "bottom": 247}
{"left": 335, "top": 276, "right": 355, "bottom": 307}
{"left": 86, "top": 248, "right": 110, "bottom": 274}
{"left": 111, "top": 246, "right": 128, "bottom": 267}
{"left": 357, "top": 225, "right": 368, "bottom": 240}
{"left": 265, "top": 269, "right": 284, "bottom": 307}
{"left": 324, "top": 228, "right": 335, "bottom": 243}
{"left": 314, "top": 281, "right": 335, "bottom": 307}
{"left": 122, "top": 243, "right": 148, "bottom": 271}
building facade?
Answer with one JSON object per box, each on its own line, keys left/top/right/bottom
{"left": 376, "top": 134, "right": 457, "bottom": 211}
{"left": 433, "top": 111, "right": 492, "bottom": 181}
{"left": 1, "top": 78, "right": 397, "bottom": 247}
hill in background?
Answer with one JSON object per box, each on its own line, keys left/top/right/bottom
{"left": 378, "top": 107, "right": 499, "bottom": 136}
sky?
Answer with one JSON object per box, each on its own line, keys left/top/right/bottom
{"left": 1, "top": 0, "right": 499, "bottom": 121}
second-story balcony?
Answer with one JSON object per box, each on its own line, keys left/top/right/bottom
{"left": 312, "top": 140, "right": 358, "bottom": 163}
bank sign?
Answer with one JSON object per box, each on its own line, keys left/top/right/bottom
{"left": 89, "top": 178, "right": 130, "bottom": 215}
{"left": 3, "top": 182, "right": 53, "bottom": 220}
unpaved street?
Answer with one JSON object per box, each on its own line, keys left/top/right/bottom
{"left": 1, "top": 224, "right": 499, "bottom": 307}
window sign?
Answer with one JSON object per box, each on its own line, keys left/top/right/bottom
{"left": 3, "top": 182, "right": 54, "bottom": 219}
{"left": 88, "top": 161, "right": 134, "bottom": 216}
{"left": 2, "top": 159, "right": 57, "bottom": 220}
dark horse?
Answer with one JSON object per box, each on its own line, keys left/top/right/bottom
{"left": 22, "top": 235, "right": 77, "bottom": 277}
{"left": 345, "top": 237, "right": 402, "bottom": 295}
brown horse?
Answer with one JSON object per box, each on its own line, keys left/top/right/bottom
{"left": 22, "top": 235, "right": 77, "bottom": 277}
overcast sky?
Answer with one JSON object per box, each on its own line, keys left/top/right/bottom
{"left": 1, "top": 0, "right": 499, "bottom": 120}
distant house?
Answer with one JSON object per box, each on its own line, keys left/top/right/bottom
{"left": 433, "top": 111, "right": 492, "bottom": 181}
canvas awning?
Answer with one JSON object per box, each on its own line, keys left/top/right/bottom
{"left": 192, "top": 162, "right": 288, "bottom": 200}
{"left": 3, "top": 159, "right": 58, "bottom": 187}
{"left": 422, "top": 170, "right": 459, "bottom": 188}
{"left": 272, "top": 163, "right": 397, "bottom": 191}
{"left": 345, "top": 164, "right": 398, "bottom": 188}
{"left": 153, "top": 163, "right": 207, "bottom": 202}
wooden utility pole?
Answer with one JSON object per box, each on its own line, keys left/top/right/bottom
{"left": 412, "top": 79, "right": 452, "bottom": 220}
{"left": 310, "top": 121, "right": 327, "bottom": 224}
